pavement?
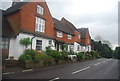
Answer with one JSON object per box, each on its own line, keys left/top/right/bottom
{"left": 2, "top": 58, "right": 119, "bottom": 80}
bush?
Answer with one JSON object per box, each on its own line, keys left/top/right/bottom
{"left": 19, "top": 49, "right": 43, "bottom": 63}
{"left": 49, "top": 50, "right": 61, "bottom": 64}
{"left": 77, "top": 52, "right": 85, "bottom": 61}
{"left": 60, "top": 52, "right": 68, "bottom": 61}
{"left": 89, "top": 50, "right": 99, "bottom": 58}
{"left": 34, "top": 54, "right": 42, "bottom": 63}
{"left": 42, "top": 54, "right": 53, "bottom": 65}
{"left": 19, "top": 54, "right": 33, "bottom": 61}
{"left": 85, "top": 53, "right": 92, "bottom": 60}
{"left": 24, "top": 49, "right": 37, "bottom": 59}
{"left": 19, "top": 37, "right": 32, "bottom": 49}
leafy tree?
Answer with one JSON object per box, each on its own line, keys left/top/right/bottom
{"left": 20, "top": 37, "right": 32, "bottom": 49}
{"left": 61, "top": 44, "right": 68, "bottom": 52}
{"left": 91, "top": 39, "right": 113, "bottom": 58}
{"left": 113, "top": 47, "right": 120, "bottom": 59}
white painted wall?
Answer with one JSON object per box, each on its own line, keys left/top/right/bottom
{"left": 73, "top": 42, "right": 80, "bottom": 53}
{"left": 9, "top": 32, "right": 55, "bottom": 60}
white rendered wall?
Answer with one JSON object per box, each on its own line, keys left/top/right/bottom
{"left": 9, "top": 32, "right": 55, "bottom": 60}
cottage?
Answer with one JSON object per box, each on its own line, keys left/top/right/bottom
{"left": 1, "top": 0, "right": 91, "bottom": 60}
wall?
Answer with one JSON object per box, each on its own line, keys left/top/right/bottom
{"left": 20, "top": 2, "right": 54, "bottom": 38}
{"left": 9, "top": 32, "right": 55, "bottom": 60}
{"left": 54, "top": 30, "right": 74, "bottom": 44}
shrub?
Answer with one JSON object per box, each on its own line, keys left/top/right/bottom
{"left": 34, "top": 54, "right": 42, "bottom": 63}
{"left": 89, "top": 50, "right": 99, "bottom": 58}
{"left": 85, "top": 53, "right": 92, "bottom": 60}
{"left": 19, "top": 37, "right": 32, "bottom": 49}
{"left": 45, "top": 46, "right": 53, "bottom": 55}
{"left": 42, "top": 54, "right": 53, "bottom": 65}
{"left": 19, "top": 54, "right": 33, "bottom": 61}
{"left": 60, "top": 52, "right": 68, "bottom": 61}
{"left": 49, "top": 50, "right": 61, "bottom": 63}
{"left": 77, "top": 52, "right": 85, "bottom": 61}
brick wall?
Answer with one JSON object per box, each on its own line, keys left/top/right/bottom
{"left": 20, "top": 2, "right": 54, "bottom": 38}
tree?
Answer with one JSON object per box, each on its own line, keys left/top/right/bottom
{"left": 20, "top": 37, "right": 32, "bottom": 49}
{"left": 113, "top": 47, "right": 120, "bottom": 59}
{"left": 91, "top": 39, "right": 113, "bottom": 58}
{"left": 61, "top": 44, "right": 68, "bottom": 52}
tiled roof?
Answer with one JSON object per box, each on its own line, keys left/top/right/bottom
{"left": 77, "top": 42, "right": 86, "bottom": 46}
{"left": 53, "top": 18, "right": 75, "bottom": 35}
{"left": 4, "top": 2, "right": 28, "bottom": 15}
{"left": 61, "top": 17, "right": 77, "bottom": 31}
{"left": 77, "top": 28, "right": 89, "bottom": 38}
{"left": 1, "top": 9, "right": 18, "bottom": 37}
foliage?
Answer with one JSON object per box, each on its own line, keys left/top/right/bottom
{"left": 60, "top": 52, "right": 68, "bottom": 61}
{"left": 20, "top": 37, "right": 32, "bottom": 49}
{"left": 19, "top": 49, "right": 43, "bottom": 63}
{"left": 45, "top": 46, "right": 52, "bottom": 55}
{"left": 42, "top": 54, "right": 53, "bottom": 65}
{"left": 89, "top": 50, "right": 99, "bottom": 58}
{"left": 24, "top": 49, "right": 37, "bottom": 59}
{"left": 91, "top": 39, "right": 113, "bottom": 58}
{"left": 34, "top": 54, "right": 42, "bottom": 63}
{"left": 19, "top": 54, "right": 33, "bottom": 62}
{"left": 49, "top": 50, "right": 61, "bottom": 63}
{"left": 113, "top": 47, "right": 120, "bottom": 59}
{"left": 77, "top": 52, "right": 85, "bottom": 61}
{"left": 61, "top": 44, "right": 68, "bottom": 52}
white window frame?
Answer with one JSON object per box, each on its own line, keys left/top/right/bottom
{"left": 67, "top": 35, "right": 72, "bottom": 39}
{"left": 48, "top": 40, "right": 52, "bottom": 45}
{"left": 35, "top": 17, "right": 45, "bottom": 33}
{"left": 78, "top": 35, "right": 81, "bottom": 39}
{"left": 69, "top": 45, "right": 74, "bottom": 51}
{"left": 36, "top": 40, "right": 42, "bottom": 51}
{"left": 37, "top": 5, "right": 44, "bottom": 15}
{"left": 57, "top": 31, "right": 63, "bottom": 38}
{"left": 77, "top": 45, "right": 80, "bottom": 51}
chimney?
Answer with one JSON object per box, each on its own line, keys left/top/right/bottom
{"left": 12, "top": 0, "right": 21, "bottom": 6}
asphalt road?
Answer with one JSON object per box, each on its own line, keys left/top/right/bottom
{"left": 2, "top": 58, "right": 118, "bottom": 80}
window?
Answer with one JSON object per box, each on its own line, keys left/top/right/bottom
{"left": 36, "top": 40, "right": 42, "bottom": 50}
{"left": 48, "top": 40, "right": 52, "bottom": 45}
{"left": 77, "top": 45, "right": 80, "bottom": 51}
{"left": 78, "top": 35, "right": 81, "bottom": 39}
{"left": 37, "top": 5, "right": 43, "bottom": 15}
{"left": 67, "top": 35, "right": 72, "bottom": 39}
{"left": 69, "top": 45, "right": 74, "bottom": 51}
{"left": 1, "top": 37, "right": 9, "bottom": 49}
{"left": 35, "top": 17, "right": 45, "bottom": 33}
{"left": 57, "top": 31, "right": 63, "bottom": 37}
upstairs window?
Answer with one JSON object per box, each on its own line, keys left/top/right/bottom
{"left": 37, "top": 5, "right": 43, "bottom": 15}
{"left": 67, "top": 35, "right": 72, "bottom": 40}
{"left": 57, "top": 31, "right": 63, "bottom": 38}
{"left": 36, "top": 40, "right": 42, "bottom": 51}
{"left": 78, "top": 35, "right": 81, "bottom": 39}
{"left": 35, "top": 17, "right": 45, "bottom": 33}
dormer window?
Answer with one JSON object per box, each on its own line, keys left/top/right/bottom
{"left": 35, "top": 17, "right": 45, "bottom": 33}
{"left": 68, "top": 35, "right": 72, "bottom": 40}
{"left": 57, "top": 31, "right": 63, "bottom": 38}
{"left": 37, "top": 5, "right": 43, "bottom": 15}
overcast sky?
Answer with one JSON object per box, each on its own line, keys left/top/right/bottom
{"left": 1, "top": 0, "right": 119, "bottom": 50}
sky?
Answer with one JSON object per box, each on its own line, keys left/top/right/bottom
{"left": 0, "top": 0, "right": 119, "bottom": 50}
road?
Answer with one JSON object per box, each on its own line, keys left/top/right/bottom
{"left": 2, "top": 58, "right": 119, "bottom": 80}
